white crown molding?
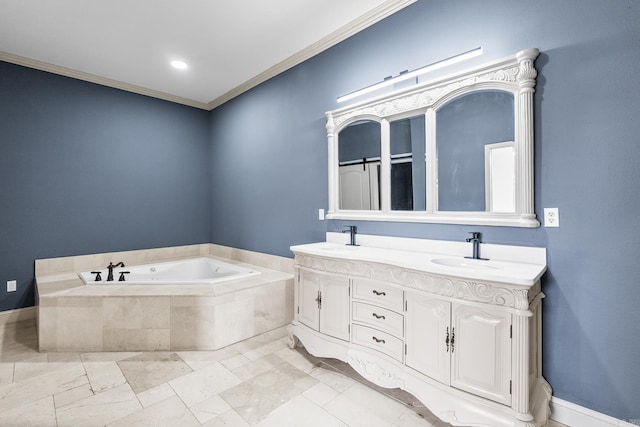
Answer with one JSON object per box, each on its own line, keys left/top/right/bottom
{"left": 206, "top": 0, "right": 417, "bottom": 109}
{"left": 1, "top": 0, "right": 416, "bottom": 111}
{"left": 551, "top": 397, "right": 638, "bottom": 427}
{"left": 0, "top": 51, "right": 210, "bottom": 110}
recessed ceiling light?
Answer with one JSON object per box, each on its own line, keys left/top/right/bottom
{"left": 171, "top": 60, "right": 188, "bottom": 70}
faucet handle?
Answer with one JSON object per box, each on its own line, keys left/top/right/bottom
{"left": 467, "top": 231, "right": 481, "bottom": 241}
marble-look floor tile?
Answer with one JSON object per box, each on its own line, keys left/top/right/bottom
{"left": 220, "top": 353, "right": 251, "bottom": 371}
{"left": 230, "top": 353, "right": 285, "bottom": 381}
{"left": 274, "top": 346, "right": 321, "bottom": 374}
{"left": 392, "top": 408, "right": 445, "bottom": 427}
{"left": 323, "top": 382, "right": 408, "bottom": 427}
{"left": 83, "top": 361, "right": 127, "bottom": 393}
{"left": 0, "top": 362, "right": 13, "bottom": 385}
{"left": 56, "top": 383, "right": 141, "bottom": 427}
{"left": 54, "top": 383, "right": 94, "bottom": 408}
{"left": 221, "top": 362, "right": 318, "bottom": 425}
{"left": 169, "top": 362, "right": 241, "bottom": 407}
{"left": 135, "top": 382, "right": 176, "bottom": 408}
{"left": 13, "top": 359, "right": 77, "bottom": 383}
{"left": 201, "top": 409, "right": 251, "bottom": 427}
{"left": 117, "top": 352, "right": 192, "bottom": 394}
{"left": 0, "top": 362, "right": 87, "bottom": 413}
{"left": 0, "top": 395, "right": 56, "bottom": 427}
{"left": 302, "top": 382, "right": 340, "bottom": 407}
{"left": 106, "top": 395, "right": 200, "bottom": 427}
{"left": 81, "top": 351, "right": 141, "bottom": 363}
{"left": 255, "top": 394, "right": 346, "bottom": 427}
{"left": 190, "top": 394, "right": 233, "bottom": 424}
{"left": 239, "top": 339, "right": 287, "bottom": 362}
{"left": 177, "top": 346, "right": 239, "bottom": 370}
{"left": 308, "top": 366, "right": 356, "bottom": 393}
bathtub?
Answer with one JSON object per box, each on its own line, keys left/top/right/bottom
{"left": 36, "top": 245, "right": 294, "bottom": 352}
{"left": 79, "top": 257, "right": 260, "bottom": 285}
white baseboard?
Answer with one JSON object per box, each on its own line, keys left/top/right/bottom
{"left": 0, "top": 306, "right": 36, "bottom": 327}
{"left": 551, "top": 397, "right": 638, "bottom": 427}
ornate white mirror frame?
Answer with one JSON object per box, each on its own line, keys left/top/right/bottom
{"left": 326, "top": 48, "right": 540, "bottom": 227}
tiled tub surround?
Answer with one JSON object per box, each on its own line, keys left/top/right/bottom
{"left": 36, "top": 244, "right": 294, "bottom": 352}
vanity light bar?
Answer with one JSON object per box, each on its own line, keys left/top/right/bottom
{"left": 336, "top": 47, "right": 483, "bottom": 103}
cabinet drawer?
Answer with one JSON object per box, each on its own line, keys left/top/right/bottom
{"left": 352, "top": 324, "right": 404, "bottom": 362}
{"left": 352, "top": 279, "right": 404, "bottom": 311}
{"left": 352, "top": 302, "right": 404, "bottom": 338}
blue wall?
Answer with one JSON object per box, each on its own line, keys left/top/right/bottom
{"left": 209, "top": 0, "right": 640, "bottom": 421}
{"left": 0, "top": 62, "right": 211, "bottom": 311}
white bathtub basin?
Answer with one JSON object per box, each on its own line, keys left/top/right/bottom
{"left": 79, "top": 257, "right": 260, "bottom": 285}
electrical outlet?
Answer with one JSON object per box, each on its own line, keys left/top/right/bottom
{"left": 318, "top": 208, "right": 325, "bottom": 221}
{"left": 544, "top": 208, "right": 559, "bottom": 227}
{"left": 7, "top": 280, "right": 16, "bottom": 292}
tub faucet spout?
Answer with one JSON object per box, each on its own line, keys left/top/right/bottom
{"left": 107, "top": 262, "right": 125, "bottom": 281}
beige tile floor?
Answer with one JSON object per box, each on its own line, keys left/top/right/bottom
{"left": 0, "top": 320, "right": 564, "bottom": 427}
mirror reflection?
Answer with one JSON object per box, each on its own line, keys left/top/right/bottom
{"left": 435, "top": 90, "right": 514, "bottom": 212}
{"left": 390, "top": 115, "right": 426, "bottom": 211}
{"left": 338, "top": 120, "right": 381, "bottom": 210}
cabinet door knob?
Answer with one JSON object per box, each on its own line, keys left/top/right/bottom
{"left": 372, "top": 290, "right": 386, "bottom": 296}
{"left": 450, "top": 327, "right": 455, "bottom": 353}
{"left": 372, "top": 313, "right": 386, "bottom": 320}
{"left": 446, "top": 327, "right": 450, "bottom": 352}
{"left": 372, "top": 336, "right": 386, "bottom": 344}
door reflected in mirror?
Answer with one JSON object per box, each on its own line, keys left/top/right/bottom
{"left": 390, "top": 115, "right": 426, "bottom": 211}
{"left": 436, "top": 90, "right": 514, "bottom": 212}
{"left": 338, "top": 120, "right": 381, "bottom": 210}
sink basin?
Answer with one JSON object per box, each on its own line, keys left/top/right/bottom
{"left": 431, "top": 258, "right": 499, "bottom": 270}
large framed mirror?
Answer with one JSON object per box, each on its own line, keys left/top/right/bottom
{"left": 326, "top": 48, "right": 540, "bottom": 227}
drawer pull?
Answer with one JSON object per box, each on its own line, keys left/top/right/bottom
{"left": 372, "top": 313, "right": 386, "bottom": 320}
{"left": 372, "top": 290, "right": 386, "bottom": 296}
{"left": 372, "top": 336, "right": 386, "bottom": 344}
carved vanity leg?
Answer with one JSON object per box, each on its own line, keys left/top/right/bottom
{"left": 286, "top": 325, "right": 299, "bottom": 349}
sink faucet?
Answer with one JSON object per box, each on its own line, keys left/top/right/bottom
{"left": 342, "top": 225, "right": 359, "bottom": 246}
{"left": 465, "top": 232, "right": 488, "bottom": 260}
{"left": 106, "top": 261, "right": 125, "bottom": 281}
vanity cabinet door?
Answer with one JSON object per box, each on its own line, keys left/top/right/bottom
{"left": 405, "top": 292, "right": 451, "bottom": 385}
{"left": 298, "top": 269, "right": 321, "bottom": 331}
{"left": 319, "top": 275, "right": 351, "bottom": 341}
{"left": 451, "top": 304, "right": 512, "bottom": 406}
{"left": 297, "top": 269, "right": 350, "bottom": 342}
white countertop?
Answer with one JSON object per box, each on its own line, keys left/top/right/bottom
{"left": 290, "top": 239, "right": 547, "bottom": 287}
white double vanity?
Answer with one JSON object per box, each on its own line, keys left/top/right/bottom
{"left": 289, "top": 48, "right": 550, "bottom": 426}
{"left": 289, "top": 233, "right": 550, "bottom": 427}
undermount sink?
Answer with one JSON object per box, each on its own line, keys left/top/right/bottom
{"left": 431, "top": 258, "right": 499, "bottom": 270}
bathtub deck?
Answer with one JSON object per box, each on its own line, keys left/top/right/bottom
{"left": 35, "top": 244, "right": 294, "bottom": 352}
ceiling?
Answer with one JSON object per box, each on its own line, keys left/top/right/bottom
{"left": 0, "top": 0, "right": 415, "bottom": 110}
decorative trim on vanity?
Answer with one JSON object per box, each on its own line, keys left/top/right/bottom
{"left": 295, "top": 253, "right": 537, "bottom": 310}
